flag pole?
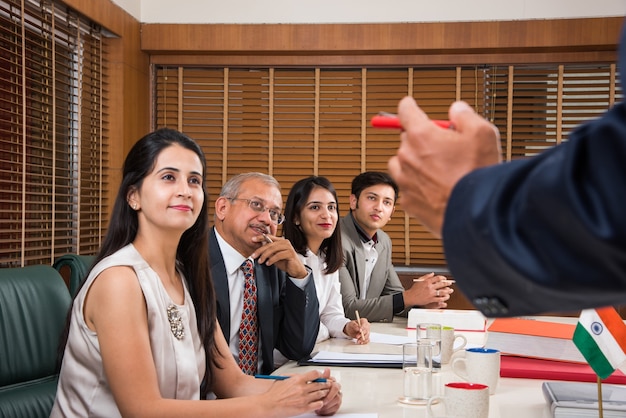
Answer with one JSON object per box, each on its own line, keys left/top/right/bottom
{"left": 597, "top": 376, "right": 603, "bottom": 418}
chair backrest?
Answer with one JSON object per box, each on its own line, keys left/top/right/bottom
{"left": 0, "top": 265, "right": 71, "bottom": 386}
{"left": 53, "top": 254, "right": 95, "bottom": 296}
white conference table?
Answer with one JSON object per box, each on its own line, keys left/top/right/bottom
{"left": 275, "top": 318, "right": 562, "bottom": 418}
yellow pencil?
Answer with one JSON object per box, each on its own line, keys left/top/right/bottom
{"left": 355, "top": 310, "right": 364, "bottom": 341}
{"left": 413, "top": 278, "right": 456, "bottom": 284}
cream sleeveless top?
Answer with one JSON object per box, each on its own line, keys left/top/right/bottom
{"left": 50, "top": 244, "right": 205, "bottom": 417}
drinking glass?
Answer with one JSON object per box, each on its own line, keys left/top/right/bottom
{"left": 400, "top": 340, "right": 433, "bottom": 405}
{"left": 416, "top": 322, "right": 442, "bottom": 372}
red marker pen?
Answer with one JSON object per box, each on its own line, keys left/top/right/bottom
{"left": 370, "top": 112, "right": 452, "bottom": 130}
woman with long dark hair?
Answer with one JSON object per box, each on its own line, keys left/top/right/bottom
{"left": 51, "top": 129, "right": 341, "bottom": 417}
{"left": 283, "top": 176, "right": 370, "bottom": 346}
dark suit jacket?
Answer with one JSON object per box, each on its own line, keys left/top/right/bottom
{"left": 442, "top": 22, "right": 626, "bottom": 317}
{"left": 209, "top": 228, "right": 320, "bottom": 374}
{"left": 338, "top": 214, "right": 405, "bottom": 322}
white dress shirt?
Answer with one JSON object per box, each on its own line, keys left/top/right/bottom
{"left": 214, "top": 230, "right": 265, "bottom": 373}
{"left": 361, "top": 239, "right": 378, "bottom": 299}
{"left": 302, "top": 249, "right": 351, "bottom": 341}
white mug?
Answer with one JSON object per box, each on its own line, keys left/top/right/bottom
{"left": 451, "top": 347, "right": 500, "bottom": 395}
{"left": 440, "top": 326, "right": 467, "bottom": 364}
{"left": 427, "top": 382, "right": 489, "bottom": 418}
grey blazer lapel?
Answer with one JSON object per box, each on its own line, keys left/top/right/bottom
{"left": 366, "top": 245, "right": 387, "bottom": 298}
{"left": 343, "top": 216, "right": 368, "bottom": 298}
{"left": 354, "top": 244, "right": 368, "bottom": 299}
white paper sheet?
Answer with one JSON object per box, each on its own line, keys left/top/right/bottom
{"left": 368, "top": 332, "right": 413, "bottom": 345}
{"left": 311, "top": 350, "right": 403, "bottom": 363}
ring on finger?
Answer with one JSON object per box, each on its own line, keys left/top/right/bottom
{"left": 436, "top": 289, "right": 440, "bottom": 297}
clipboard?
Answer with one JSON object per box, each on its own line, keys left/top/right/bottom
{"left": 297, "top": 351, "right": 403, "bottom": 369}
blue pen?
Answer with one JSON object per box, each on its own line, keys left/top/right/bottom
{"left": 254, "top": 374, "right": 327, "bottom": 383}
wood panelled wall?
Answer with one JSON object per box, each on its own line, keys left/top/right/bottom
{"left": 142, "top": 17, "right": 623, "bottom": 66}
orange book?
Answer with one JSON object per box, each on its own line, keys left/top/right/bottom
{"left": 487, "top": 318, "right": 585, "bottom": 363}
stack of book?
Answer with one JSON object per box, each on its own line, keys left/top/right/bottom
{"left": 487, "top": 317, "right": 626, "bottom": 384}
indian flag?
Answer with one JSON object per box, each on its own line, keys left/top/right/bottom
{"left": 573, "top": 307, "right": 626, "bottom": 379}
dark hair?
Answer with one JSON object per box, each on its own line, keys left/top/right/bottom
{"left": 58, "top": 128, "right": 218, "bottom": 397}
{"left": 283, "top": 176, "right": 343, "bottom": 274}
{"left": 351, "top": 171, "right": 399, "bottom": 202}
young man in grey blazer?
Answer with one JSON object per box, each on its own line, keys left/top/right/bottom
{"left": 338, "top": 171, "right": 453, "bottom": 322}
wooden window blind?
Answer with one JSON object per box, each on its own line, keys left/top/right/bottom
{"left": 154, "top": 63, "right": 621, "bottom": 267}
{"left": 273, "top": 68, "right": 317, "bottom": 180}
{"left": 487, "top": 65, "right": 621, "bottom": 161}
{"left": 0, "top": 0, "right": 108, "bottom": 267}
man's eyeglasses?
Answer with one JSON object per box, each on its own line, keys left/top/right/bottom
{"left": 228, "top": 198, "right": 285, "bottom": 225}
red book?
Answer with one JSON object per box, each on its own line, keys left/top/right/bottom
{"left": 500, "top": 355, "right": 626, "bottom": 384}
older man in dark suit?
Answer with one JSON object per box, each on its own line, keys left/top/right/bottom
{"left": 209, "top": 172, "right": 319, "bottom": 374}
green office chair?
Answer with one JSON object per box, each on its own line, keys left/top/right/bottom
{"left": 53, "top": 254, "right": 95, "bottom": 297}
{"left": 0, "top": 265, "right": 71, "bottom": 418}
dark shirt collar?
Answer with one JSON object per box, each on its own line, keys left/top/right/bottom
{"left": 349, "top": 212, "right": 378, "bottom": 244}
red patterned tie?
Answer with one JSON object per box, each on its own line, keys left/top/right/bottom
{"left": 238, "top": 259, "right": 258, "bottom": 375}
